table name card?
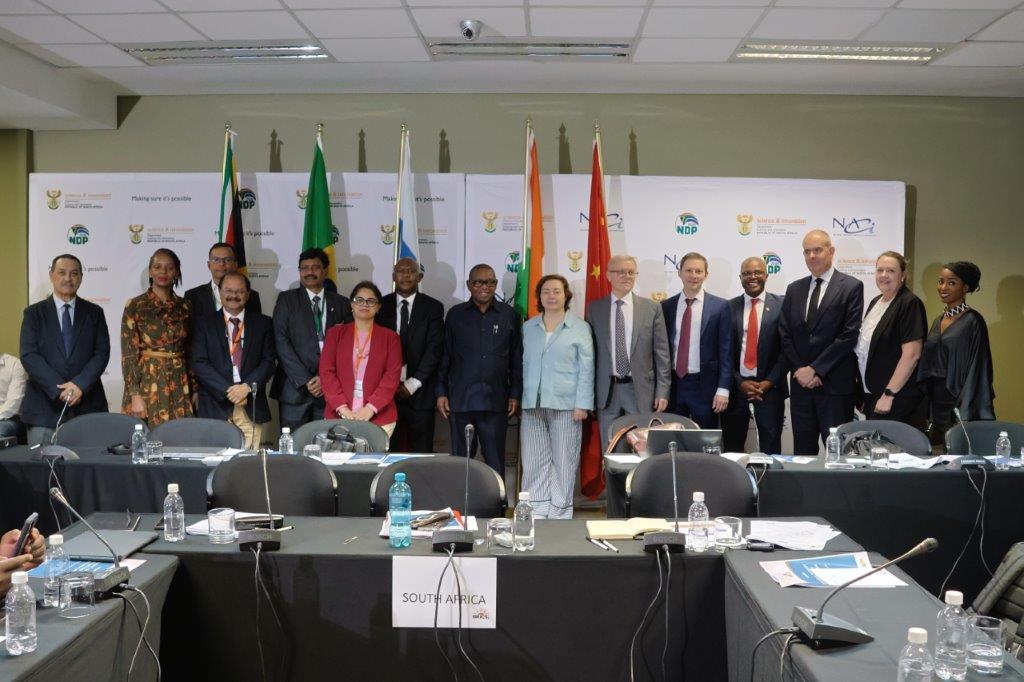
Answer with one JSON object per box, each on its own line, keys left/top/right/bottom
{"left": 392, "top": 556, "right": 497, "bottom": 629}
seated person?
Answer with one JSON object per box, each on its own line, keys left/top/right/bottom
{"left": 0, "top": 527, "right": 44, "bottom": 598}
{"left": 0, "top": 352, "right": 27, "bottom": 441}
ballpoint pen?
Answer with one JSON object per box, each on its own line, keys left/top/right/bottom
{"left": 601, "top": 540, "right": 619, "bottom": 553}
{"left": 588, "top": 538, "right": 610, "bottom": 551}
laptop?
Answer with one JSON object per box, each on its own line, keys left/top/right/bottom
{"left": 645, "top": 428, "right": 723, "bottom": 456}
{"left": 62, "top": 530, "right": 158, "bottom": 562}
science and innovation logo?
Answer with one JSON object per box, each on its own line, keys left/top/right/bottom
{"left": 833, "top": 217, "right": 876, "bottom": 235}
{"left": 763, "top": 252, "right": 782, "bottom": 275}
{"left": 238, "top": 188, "right": 256, "bottom": 210}
{"left": 67, "top": 225, "right": 89, "bottom": 245}
{"left": 675, "top": 212, "right": 699, "bottom": 236}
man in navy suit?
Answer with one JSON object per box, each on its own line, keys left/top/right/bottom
{"left": 722, "top": 256, "right": 788, "bottom": 454}
{"left": 662, "top": 252, "right": 732, "bottom": 428}
{"left": 19, "top": 254, "right": 110, "bottom": 446}
{"left": 191, "top": 273, "right": 276, "bottom": 449}
{"left": 779, "top": 230, "right": 864, "bottom": 455}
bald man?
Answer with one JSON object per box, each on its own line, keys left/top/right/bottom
{"left": 779, "top": 230, "right": 863, "bottom": 455}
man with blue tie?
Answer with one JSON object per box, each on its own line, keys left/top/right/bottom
{"left": 19, "top": 254, "right": 110, "bottom": 446}
{"left": 662, "top": 252, "right": 732, "bottom": 428}
{"left": 721, "top": 257, "right": 787, "bottom": 454}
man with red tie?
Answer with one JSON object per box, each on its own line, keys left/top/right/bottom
{"left": 721, "top": 256, "right": 788, "bottom": 454}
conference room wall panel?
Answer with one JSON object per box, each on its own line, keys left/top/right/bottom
{"left": 14, "top": 93, "right": 1024, "bottom": 423}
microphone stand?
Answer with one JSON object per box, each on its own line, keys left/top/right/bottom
{"left": 237, "top": 383, "right": 282, "bottom": 553}
{"left": 432, "top": 424, "right": 475, "bottom": 552}
{"left": 50, "top": 487, "right": 130, "bottom": 595}
{"left": 643, "top": 442, "right": 686, "bottom": 553}
{"left": 947, "top": 407, "right": 993, "bottom": 471}
{"left": 744, "top": 401, "right": 775, "bottom": 468}
{"left": 34, "top": 395, "right": 79, "bottom": 461}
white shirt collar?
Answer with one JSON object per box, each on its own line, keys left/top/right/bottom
{"left": 397, "top": 292, "right": 417, "bottom": 307}
{"left": 682, "top": 288, "right": 704, "bottom": 303}
{"left": 745, "top": 291, "right": 766, "bottom": 304}
{"left": 223, "top": 309, "right": 246, "bottom": 323}
{"left": 812, "top": 266, "right": 835, "bottom": 284}
{"left": 612, "top": 292, "right": 632, "bottom": 306}
{"left": 306, "top": 287, "right": 325, "bottom": 303}
{"left": 53, "top": 295, "right": 76, "bottom": 311}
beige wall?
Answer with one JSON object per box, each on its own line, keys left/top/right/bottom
{"left": 0, "top": 129, "right": 30, "bottom": 354}
{"left": 18, "top": 93, "right": 1024, "bottom": 422}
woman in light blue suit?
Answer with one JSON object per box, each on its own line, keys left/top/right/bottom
{"left": 520, "top": 274, "right": 595, "bottom": 519}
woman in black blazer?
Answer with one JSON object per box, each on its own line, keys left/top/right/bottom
{"left": 855, "top": 251, "right": 928, "bottom": 428}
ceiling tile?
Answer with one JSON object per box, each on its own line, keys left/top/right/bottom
{"left": 41, "top": 0, "right": 165, "bottom": 12}
{"left": 860, "top": 9, "right": 1004, "bottom": 42}
{"left": 40, "top": 42, "right": 144, "bottom": 66}
{"left": 180, "top": 11, "right": 310, "bottom": 40}
{"left": 14, "top": 42, "right": 76, "bottom": 65}
{"left": 653, "top": 0, "right": 767, "bottom": 5}
{"left": 164, "top": 0, "right": 286, "bottom": 9}
{"left": 777, "top": 0, "right": 894, "bottom": 7}
{"left": 972, "top": 10, "right": 1024, "bottom": 40}
{"left": 643, "top": 8, "right": 763, "bottom": 38}
{"left": 633, "top": 37, "right": 739, "bottom": 61}
{"left": 321, "top": 37, "right": 428, "bottom": 61}
{"left": 529, "top": 8, "right": 644, "bottom": 38}
{"left": 284, "top": 0, "right": 400, "bottom": 7}
{"left": 931, "top": 41, "right": 1024, "bottom": 65}
{"left": 0, "top": 14, "right": 103, "bottom": 42}
{"left": 0, "top": 0, "right": 51, "bottom": 14}
{"left": 413, "top": 8, "right": 526, "bottom": 38}
{"left": 71, "top": 13, "right": 207, "bottom": 42}
{"left": 295, "top": 9, "right": 416, "bottom": 38}
{"left": 752, "top": 8, "right": 886, "bottom": 40}
{"left": 897, "top": 0, "right": 1019, "bottom": 9}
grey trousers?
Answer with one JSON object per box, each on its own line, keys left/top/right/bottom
{"left": 520, "top": 408, "right": 583, "bottom": 519}
{"left": 597, "top": 382, "right": 639, "bottom": 451}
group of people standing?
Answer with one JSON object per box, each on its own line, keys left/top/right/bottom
{"left": 12, "top": 227, "right": 995, "bottom": 518}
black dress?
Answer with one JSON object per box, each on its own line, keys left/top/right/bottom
{"left": 861, "top": 285, "right": 928, "bottom": 428}
{"left": 918, "top": 308, "right": 995, "bottom": 445}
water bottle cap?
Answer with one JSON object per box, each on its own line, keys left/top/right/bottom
{"left": 945, "top": 590, "right": 963, "bottom": 606}
{"left": 829, "top": 427, "right": 838, "bottom": 434}
{"left": 49, "top": 534, "right": 63, "bottom": 546}
{"left": 11, "top": 571, "right": 27, "bottom": 585}
{"left": 519, "top": 491, "right": 530, "bottom": 501}
{"left": 692, "top": 491, "right": 704, "bottom": 502}
{"left": 167, "top": 483, "right": 179, "bottom": 493}
{"left": 282, "top": 427, "right": 290, "bottom": 434}
{"left": 999, "top": 431, "right": 1008, "bottom": 437}
{"left": 907, "top": 627, "right": 927, "bottom": 644}
{"left": 394, "top": 472, "right": 405, "bottom": 482}
{"left": 134, "top": 424, "right": 143, "bottom": 430}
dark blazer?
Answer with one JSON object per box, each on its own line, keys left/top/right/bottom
{"left": 376, "top": 292, "right": 445, "bottom": 411}
{"left": 662, "top": 291, "right": 733, "bottom": 400}
{"left": 19, "top": 296, "right": 110, "bottom": 427}
{"left": 270, "top": 287, "right": 352, "bottom": 405}
{"left": 863, "top": 285, "right": 927, "bottom": 397}
{"left": 185, "top": 282, "right": 262, "bottom": 320}
{"left": 191, "top": 310, "right": 276, "bottom": 423}
{"left": 320, "top": 323, "right": 403, "bottom": 426}
{"left": 779, "top": 270, "right": 864, "bottom": 395}
{"left": 727, "top": 292, "right": 788, "bottom": 401}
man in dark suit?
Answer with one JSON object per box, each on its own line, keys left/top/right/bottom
{"left": 19, "top": 254, "right": 110, "bottom": 446}
{"left": 779, "top": 229, "right": 864, "bottom": 455}
{"left": 271, "top": 247, "right": 352, "bottom": 432}
{"left": 376, "top": 257, "right": 444, "bottom": 453}
{"left": 662, "top": 252, "right": 732, "bottom": 429}
{"left": 722, "top": 256, "right": 788, "bottom": 454}
{"left": 184, "top": 243, "right": 262, "bottom": 321}
{"left": 191, "top": 273, "right": 276, "bottom": 449}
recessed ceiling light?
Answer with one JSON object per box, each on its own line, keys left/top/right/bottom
{"left": 119, "top": 41, "right": 330, "bottom": 65}
{"left": 428, "top": 39, "right": 631, "bottom": 61}
{"left": 733, "top": 42, "right": 949, "bottom": 64}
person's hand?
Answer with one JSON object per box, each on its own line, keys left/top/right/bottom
{"left": 712, "top": 395, "right": 729, "bottom": 414}
{"left": 0, "top": 554, "right": 32, "bottom": 597}
{"left": 873, "top": 394, "right": 893, "bottom": 415}
{"left": 129, "top": 393, "right": 148, "bottom": 418}
{"left": 396, "top": 384, "right": 411, "bottom": 400}
{"left": 437, "top": 396, "right": 450, "bottom": 419}
{"left": 507, "top": 399, "right": 519, "bottom": 417}
{"left": 57, "top": 381, "right": 83, "bottom": 406}
{"left": 653, "top": 398, "right": 669, "bottom": 412}
{"left": 306, "top": 376, "right": 323, "bottom": 398}
{"left": 572, "top": 409, "right": 588, "bottom": 422}
{"left": 226, "top": 383, "right": 251, "bottom": 405}
{"left": 739, "top": 379, "right": 762, "bottom": 399}
{"left": 807, "top": 376, "right": 823, "bottom": 389}
{"left": 793, "top": 366, "right": 816, "bottom": 388}
{"left": 352, "top": 406, "right": 375, "bottom": 422}
{"left": 336, "top": 405, "right": 354, "bottom": 420}
{"left": 757, "top": 380, "right": 774, "bottom": 396}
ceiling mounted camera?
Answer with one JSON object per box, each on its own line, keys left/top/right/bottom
{"left": 460, "top": 20, "right": 482, "bottom": 42}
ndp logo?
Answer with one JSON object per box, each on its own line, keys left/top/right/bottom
{"left": 763, "top": 252, "right": 782, "bottom": 275}
{"left": 239, "top": 188, "right": 256, "bottom": 210}
{"left": 67, "top": 225, "right": 89, "bottom": 245}
{"left": 675, "top": 212, "right": 699, "bottom": 236}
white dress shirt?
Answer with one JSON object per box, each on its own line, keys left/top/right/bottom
{"left": 224, "top": 309, "right": 246, "bottom": 383}
{"left": 805, "top": 266, "right": 836, "bottom": 319}
{"left": 0, "top": 353, "right": 27, "bottom": 421}
{"left": 210, "top": 280, "right": 222, "bottom": 311}
{"left": 739, "top": 291, "right": 767, "bottom": 379}
{"left": 396, "top": 292, "right": 422, "bottom": 395}
{"left": 306, "top": 287, "right": 326, "bottom": 351}
{"left": 673, "top": 289, "right": 729, "bottom": 398}
{"left": 52, "top": 295, "right": 76, "bottom": 329}
{"left": 609, "top": 293, "right": 634, "bottom": 375}
{"left": 856, "top": 297, "right": 892, "bottom": 392}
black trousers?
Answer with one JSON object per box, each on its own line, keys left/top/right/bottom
{"left": 863, "top": 387, "right": 928, "bottom": 432}
{"left": 721, "top": 397, "right": 785, "bottom": 454}
{"left": 790, "top": 384, "right": 855, "bottom": 456}
{"left": 926, "top": 378, "right": 958, "bottom": 447}
{"left": 449, "top": 410, "right": 507, "bottom": 474}
{"left": 278, "top": 396, "right": 326, "bottom": 433}
{"left": 392, "top": 398, "right": 436, "bottom": 453}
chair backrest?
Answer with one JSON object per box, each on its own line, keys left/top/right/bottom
{"left": 207, "top": 454, "right": 337, "bottom": 516}
{"left": 292, "top": 418, "right": 389, "bottom": 452}
{"left": 946, "top": 420, "right": 1024, "bottom": 456}
{"left": 56, "top": 413, "right": 146, "bottom": 447}
{"left": 835, "top": 419, "right": 932, "bottom": 457}
{"left": 149, "top": 418, "right": 244, "bottom": 448}
{"left": 607, "top": 412, "right": 699, "bottom": 453}
{"left": 626, "top": 452, "right": 756, "bottom": 518}
{"left": 369, "top": 456, "right": 506, "bottom": 518}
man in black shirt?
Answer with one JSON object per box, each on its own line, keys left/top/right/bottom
{"left": 436, "top": 264, "right": 522, "bottom": 474}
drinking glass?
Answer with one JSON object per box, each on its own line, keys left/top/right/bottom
{"left": 486, "top": 518, "right": 513, "bottom": 554}
{"left": 58, "top": 572, "right": 95, "bottom": 619}
{"left": 869, "top": 446, "right": 889, "bottom": 469}
{"left": 145, "top": 440, "right": 163, "bottom": 464}
{"left": 967, "top": 615, "right": 1005, "bottom": 675}
{"left": 303, "top": 444, "right": 323, "bottom": 461}
{"left": 713, "top": 517, "right": 743, "bottom": 552}
{"left": 702, "top": 444, "right": 721, "bottom": 457}
{"left": 208, "top": 507, "right": 236, "bottom": 544}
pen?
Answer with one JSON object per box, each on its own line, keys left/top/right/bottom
{"left": 343, "top": 536, "right": 358, "bottom": 545}
{"left": 130, "top": 515, "right": 141, "bottom": 531}
{"left": 601, "top": 540, "right": 619, "bottom": 553}
{"left": 588, "top": 538, "right": 610, "bottom": 551}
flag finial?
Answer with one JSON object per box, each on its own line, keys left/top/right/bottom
{"left": 225, "top": 121, "right": 231, "bottom": 131}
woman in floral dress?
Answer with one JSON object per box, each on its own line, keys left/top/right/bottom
{"left": 121, "top": 248, "right": 195, "bottom": 426}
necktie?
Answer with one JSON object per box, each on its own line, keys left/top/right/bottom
{"left": 744, "top": 299, "right": 760, "bottom": 371}
{"left": 229, "top": 317, "right": 243, "bottom": 370}
{"left": 312, "top": 295, "right": 323, "bottom": 341}
{"left": 399, "top": 300, "right": 410, "bottom": 353}
{"left": 614, "top": 299, "right": 630, "bottom": 377}
{"left": 675, "top": 298, "right": 695, "bottom": 379}
{"left": 806, "top": 277, "right": 824, "bottom": 325}
{"left": 61, "top": 303, "right": 73, "bottom": 356}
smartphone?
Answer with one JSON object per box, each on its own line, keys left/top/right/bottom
{"left": 12, "top": 512, "right": 38, "bottom": 557}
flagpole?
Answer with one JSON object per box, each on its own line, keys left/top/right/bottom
{"left": 219, "top": 121, "right": 232, "bottom": 241}
{"left": 393, "top": 124, "right": 408, "bottom": 279}
{"left": 519, "top": 118, "right": 532, "bottom": 314}
{"left": 594, "top": 121, "right": 604, "bottom": 181}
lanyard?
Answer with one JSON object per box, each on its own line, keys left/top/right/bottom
{"left": 353, "top": 327, "right": 373, "bottom": 375}
{"left": 226, "top": 317, "right": 245, "bottom": 356}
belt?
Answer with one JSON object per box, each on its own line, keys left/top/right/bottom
{"left": 141, "top": 350, "right": 184, "bottom": 359}
{"left": 610, "top": 375, "right": 633, "bottom": 384}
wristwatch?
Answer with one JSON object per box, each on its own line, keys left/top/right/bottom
{"left": 882, "top": 388, "right": 896, "bottom": 397}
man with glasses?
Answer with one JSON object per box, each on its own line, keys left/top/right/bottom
{"left": 722, "top": 256, "right": 787, "bottom": 454}
{"left": 377, "top": 258, "right": 445, "bottom": 453}
{"left": 436, "top": 264, "right": 522, "bottom": 474}
{"left": 270, "top": 248, "right": 353, "bottom": 432}
{"left": 184, "top": 243, "right": 262, "bottom": 323}
{"left": 779, "top": 230, "right": 863, "bottom": 455}
{"left": 587, "top": 254, "right": 671, "bottom": 449}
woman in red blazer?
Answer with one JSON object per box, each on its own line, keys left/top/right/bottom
{"left": 320, "top": 281, "right": 403, "bottom": 436}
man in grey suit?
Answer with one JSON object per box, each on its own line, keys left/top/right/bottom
{"left": 587, "top": 254, "right": 672, "bottom": 449}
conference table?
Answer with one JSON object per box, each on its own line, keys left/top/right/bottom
{"left": 605, "top": 455, "right": 1024, "bottom": 601}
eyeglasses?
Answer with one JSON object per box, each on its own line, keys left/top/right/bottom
{"left": 352, "top": 297, "right": 380, "bottom": 308}
{"left": 209, "top": 256, "right": 237, "bottom": 265}
{"left": 802, "top": 247, "right": 826, "bottom": 257}
{"left": 469, "top": 279, "right": 498, "bottom": 288}
{"left": 740, "top": 270, "right": 766, "bottom": 278}
{"left": 609, "top": 270, "right": 638, "bottom": 277}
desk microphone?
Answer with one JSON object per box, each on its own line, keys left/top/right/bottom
{"left": 237, "top": 447, "right": 283, "bottom": 552}
{"left": 946, "top": 407, "right": 993, "bottom": 471}
{"left": 248, "top": 382, "right": 258, "bottom": 452}
{"left": 643, "top": 441, "right": 686, "bottom": 553}
{"left": 49, "top": 487, "right": 130, "bottom": 595}
{"left": 432, "top": 424, "right": 475, "bottom": 553}
{"left": 743, "top": 401, "right": 777, "bottom": 468}
{"left": 791, "top": 537, "right": 938, "bottom": 646}
{"left": 33, "top": 394, "right": 79, "bottom": 461}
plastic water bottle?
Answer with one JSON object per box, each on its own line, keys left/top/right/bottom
{"left": 388, "top": 473, "right": 412, "bottom": 549}
{"left": 278, "top": 427, "right": 294, "bottom": 455}
{"left": 934, "top": 590, "right": 968, "bottom": 681}
{"left": 825, "top": 427, "right": 842, "bottom": 468}
{"left": 513, "top": 492, "right": 535, "bottom": 551}
{"left": 163, "top": 483, "right": 185, "bottom": 542}
{"left": 131, "top": 423, "right": 146, "bottom": 464}
{"left": 995, "top": 431, "right": 1011, "bottom": 470}
{"left": 43, "top": 533, "right": 70, "bottom": 608}
{"left": 5, "top": 572, "right": 37, "bottom": 656}
{"left": 898, "top": 627, "right": 935, "bottom": 682}
{"left": 686, "top": 491, "right": 710, "bottom": 552}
